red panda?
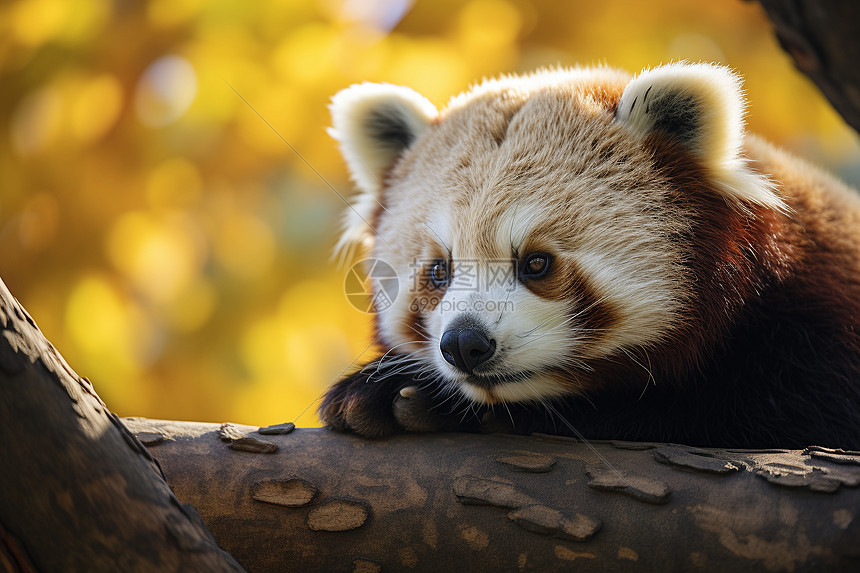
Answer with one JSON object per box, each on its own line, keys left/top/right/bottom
{"left": 319, "top": 63, "right": 860, "bottom": 449}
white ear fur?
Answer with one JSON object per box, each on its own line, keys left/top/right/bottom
{"left": 329, "top": 83, "right": 438, "bottom": 259}
{"left": 617, "top": 63, "right": 784, "bottom": 210}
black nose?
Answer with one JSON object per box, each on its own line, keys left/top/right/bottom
{"left": 440, "top": 327, "right": 496, "bottom": 374}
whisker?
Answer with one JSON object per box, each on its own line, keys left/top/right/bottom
{"left": 502, "top": 400, "right": 515, "bottom": 428}
{"left": 401, "top": 320, "right": 433, "bottom": 341}
{"left": 539, "top": 399, "right": 630, "bottom": 486}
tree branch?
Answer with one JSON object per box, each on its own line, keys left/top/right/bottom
{"left": 125, "top": 418, "right": 860, "bottom": 572}
{"left": 757, "top": 0, "right": 860, "bottom": 134}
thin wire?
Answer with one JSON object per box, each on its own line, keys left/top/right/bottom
{"left": 226, "top": 337, "right": 379, "bottom": 489}
{"left": 221, "top": 77, "right": 392, "bottom": 249}
{"left": 293, "top": 337, "right": 379, "bottom": 425}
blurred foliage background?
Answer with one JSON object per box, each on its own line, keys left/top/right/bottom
{"left": 1, "top": 0, "right": 859, "bottom": 426}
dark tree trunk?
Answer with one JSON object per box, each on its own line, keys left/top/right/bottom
{"left": 757, "top": 0, "right": 860, "bottom": 135}
{"left": 0, "top": 277, "right": 244, "bottom": 572}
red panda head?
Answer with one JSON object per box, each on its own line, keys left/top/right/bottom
{"left": 329, "top": 63, "right": 784, "bottom": 405}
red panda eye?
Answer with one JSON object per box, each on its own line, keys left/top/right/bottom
{"left": 429, "top": 259, "right": 450, "bottom": 287}
{"left": 521, "top": 252, "right": 552, "bottom": 279}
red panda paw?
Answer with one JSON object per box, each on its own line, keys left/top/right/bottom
{"left": 318, "top": 365, "right": 407, "bottom": 438}
{"left": 392, "top": 385, "right": 447, "bottom": 432}
{"left": 319, "top": 361, "right": 479, "bottom": 437}
{"left": 392, "top": 385, "right": 477, "bottom": 433}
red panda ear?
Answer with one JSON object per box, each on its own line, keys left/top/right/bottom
{"left": 616, "top": 63, "right": 784, "bottom": 210}
{"left": 329, "top": 83, "right": 437, "bottom": 259}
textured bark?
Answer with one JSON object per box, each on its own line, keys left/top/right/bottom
{"left": 757, "top": 0, "right": 860, "bottom": 134}
{"left": 126, "top": 418, "right": 860, "bottom": 572}
{"left": 0, "top": 277, "right": 245, "bottom": 573}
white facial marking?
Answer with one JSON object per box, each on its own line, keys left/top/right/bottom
{"left": 336, "top": 64, "right": 784, "bottom": 406}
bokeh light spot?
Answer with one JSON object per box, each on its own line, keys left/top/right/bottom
{"left": 135, "top": 55, "right": 198, "bottom": 128}
{"left": 64, "top": 275, "right": 151, "bottom": 388}
{"left": 385, "top": 38, "right": 469, "bottom": 105}
{"left": 10, "top": 0, "right": 111, "bottom": 48}
{"left": 147, "top": 0, "right": 205, "bottom": 28}
{"left": 335, "top": 0, "right": 414, "bottom": 32}
{"left": 70, "top": 74, "right": 123, "bottom": 144}
{"left": 11, "top": 0, "right": 65, "bottom": 47}
{"left": 66, "top": 275, "right": 127, "bottom": 355}
{"left": 10, "top": 87, "right": 63, "bottom": 155}
{"left": 17, "top": 192, "right": 60, "bottom": 252}
{"left": 213, "top": 213, "right": 276, "bottom": 279}
{"left": 236, "top": 86, "right": 309, "bottom": 155}
{"left": 272, "top": 24, "right": 339, "bottom": 85}
{"left": 146, "top": 158, "right": 204, "bottom": 210}
{"left": 238, "top": 278, "right": 358, "bottom": 423}
{"left": 107, "top": 212, "right": 204, "bottom": 304}
{"left": 455, "top": 0, "right": 521, "bottom": 72}
{"left": 164, "top": 278, "right": 217, "bottom": 332}
{"left": 458, "top": 0, "right": 522, "bottom": 48}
